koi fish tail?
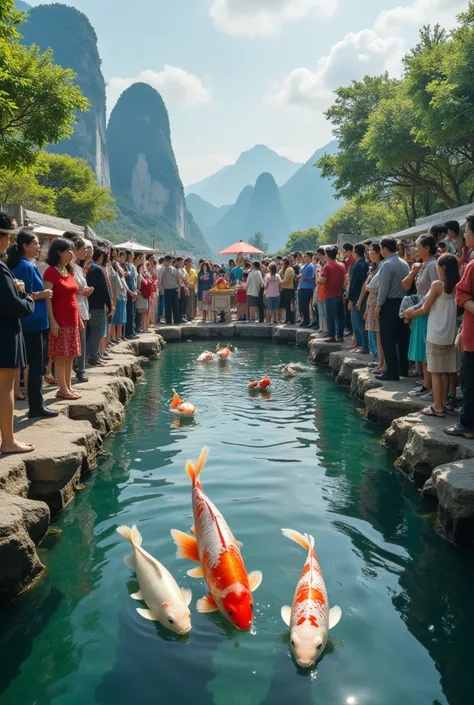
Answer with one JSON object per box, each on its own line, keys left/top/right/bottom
{"left": 281, "top": 528, "right": 314, "bottom": 551}
{"left": 215, "top": 344, "right": 221, "bottom": 352}
{"left": 117, "top": 524, "right": 143, "bottom": 547}
{"left": 185, "top": 447, "right": 209, "bottom": 483}
{"left": 170, "top": 390, "right": 182, "bottom": 408}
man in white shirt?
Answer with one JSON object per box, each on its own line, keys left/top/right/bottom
{"left": 246, "top": 261, "right": 264, "bottom": 323}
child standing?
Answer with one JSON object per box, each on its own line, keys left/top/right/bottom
{"left": 236, "top": 273, "right": 248, "bottom": 321}
{"left": 264, "top": 264, "right": 281, "bottom": 324}
{"left": 404, "top": 254, "right": 460, "bottom": 418}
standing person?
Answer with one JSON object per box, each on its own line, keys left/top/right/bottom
{"left": 404, "top": 254, "right": 460, "bottom": 418}
{"left": 175, "top": 257, "right": 188, "bottom": 323}
{"left": 136, "top": 259, "right": 153, "bottom": 331}
{"left": 146, "top": 254, "right": 158, "bottom": 326}
{"left": 158, "top": 255, "right": 180, "bottom": 325}
{"left": 43, "top": 238, "right": 82, "bottom": 400}
{"left": 7, "top": 230, "right": 59, "bottom": 419}
{"left": 318, "top": 246, "right": 345, "bottom": 343}
{"left": 444, "top": 220, "right": 461, "bottom": 255}
{"left": 198, "top": 261, "right": 213, "bottom": 323}
{"left": 362, "top": 243, "right": 385, "bottom": 371}
{"left": 342, "top": 243, "right": 355, "bottom": 335}
{"left": 403, "top": 234, "right": 438, "bottom": 399}
{"left": 445, "top": 214, "right": 474, "bottom": 439}
{"left": 246, "top": 261, "right": 264, "bottom": 323}
{"left": 297, "top": 251, "right": 315, "bottom": 328}
{"left": 264, "top": 263, "right": 281, "bottom": 325}
{"left": 124, "top": 250, "right": 138, "bottom": 338}
{"left": 375, "top": 237, "right": 410, "bottom": 381}
{"left": 315, "top": 247, "right": 327, "bottom": 337}
{"left": 0, "top": 214, "right": 36, "bottom": 453}
{"left": 86, "top": 248, "right": 113, "bottom": 367}
{"left": 348, "top": 243, "right": 370, "bottom": 353}
{"left": 111, "top": 261, "right": 128, "bottom": 341}
{"left": 236, "top": 272, "right": 248, "bottom": 321}
{"left": 279, "top": 257, "right": 296, "bottom": 324}
{"left": 72, "top": 237, "right": 93, "bottom": 384}
{"left": 184, "top": 258, "right": 197, "bottom": 321}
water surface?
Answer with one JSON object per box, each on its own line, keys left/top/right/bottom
{"left": 1, "top": 341, "right": 474, "bottom": 705}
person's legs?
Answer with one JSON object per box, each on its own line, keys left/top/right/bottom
{"left": 335, "top": 297, "right": 345, "bottom": 340}
{"left": 460, "top": 351, "right": 474, "bottom": 429}
{"left": 368, "top": 331, "right": 378, "bottom": 361}
{"left": 258, "top": 291, "right": 265, "bottom": 323}
{"left": 430, "top": 372, "right": 446, "bottom": 413}
{"left": 126, "top": 294, "right": 134, "bottom": 336}
{"left": 23, "top": 331, "right": 44, "bottom": 411}
{"left": 75, "top": 322, "right": 87, "bottom": 378}
{"left": 353, "top": 306, "right": 369, "bottom": 350}
{"left": 0, "top": 368, "right": 35, "bottom": 453}
{"left": 376, "top": 330, "right": 385, "bottom": 370}
{"left": 299, "top": 289, "right": 312, "bottom": 326}
{"left": 396, "top": 311, "right": 410, "bottom": 377}
{"left": 65, "top": 356, "right": 75, "bottom": 393}
{"left": 350, "top": 308, "right": 361, "bottom": 346}
{"left": 379, "top": 300, "right": 399, "bottom": 380}
{"left": 170, "top": 290, "right": 179, "bottom": 324}
{"left": 87, "top": 310, "right": 104, "bottom": 363}
{"left": 164, "top": 289, "right": 172, "bottom": 324}
{"left": 55, "top": 357, "right": 69, "bottom": 395}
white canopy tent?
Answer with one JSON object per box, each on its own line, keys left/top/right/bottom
{"left": 113, "top": 240, "right": 156, "bottom": 253}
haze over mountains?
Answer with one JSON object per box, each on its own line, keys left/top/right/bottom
{"left": 185, "top": 145, "right": 302, "bottom": 207}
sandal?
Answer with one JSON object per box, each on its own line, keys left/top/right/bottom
{"left": 56, "top": 391, "right": 79, "bottom": 400}
{"left": 444, "top": 402, "right": 456, "bottom": 413}
{"left": 421, "top": 405, "right": 445, "bottom": 418}
{"left": 16, "top": 389, "right": 26, "bottom": 401}
{"left": 45, "top": 375, "right": 58, "bottom": 386}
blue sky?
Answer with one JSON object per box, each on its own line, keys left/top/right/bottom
{"left": 27, "top": 0, "right": 469, "bottom": 185}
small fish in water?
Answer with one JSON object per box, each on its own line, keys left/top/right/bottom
{"left": 170, "top": 390, "right": 197, "bottom": 417}
{"left": 197, "top": 351, "right": 217, "bottom": 362}
{"left": 171, "top": 448, "right": 262, "bottom": 631}
{"left": 248, "top": 378, "right": 272, "bottom": 390}
{"left": 216, "top": 344, "right": 232, "bottom": 360}
{"left": 117, "top": 524, "right": 192, "bottom": 634}
{"left": 281, "top": 529, "right": 341, "bottom": 669}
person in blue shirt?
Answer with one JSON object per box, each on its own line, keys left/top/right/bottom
{"left": 7, "top": 230, "right": 59, "bottom": 419}
{"left": 297, "top": 251, "right": 315, "bottom": 327}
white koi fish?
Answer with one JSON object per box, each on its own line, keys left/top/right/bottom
{"left": 117, "top": 524, "right": 192, "bottom": 634}
{"left": 281, "top": 528, "right": 341, "bottom": 668}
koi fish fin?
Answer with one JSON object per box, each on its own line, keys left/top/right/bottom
{"left": 117, "top": 524, "right": 143, "bottom": 548}
{"left": 216, "top": 344, "right": 220, "bottom": 352}
{"left": 236, "top": 540, "right": 243, "bottom": 548}
{"left": 197, "top": 594, "right": 219, "bottom": 614}
{"left": 130, "top": 590, "right": 143, "bottom": 601}
{"left": 248, "top": 570, "right": 263, "bottom": 593}
{"left": 281, "top": 606, "right": 291, "bottom": 627}
{"left": 181, "top": 588, "right": 192, "bottom": 606}
{"left": 190, "top": 525, "right": 196, "bottom": 535}
{"left": 185, "top": 447, "right": 209, "bottom": 483}
{"left": 136, "top": 608, "right": 158, "bottom": 622}
{"left": 187, "top": 566, "right": 204, "bottom": 579}
{"left": 281, "top": 528, "right": 314, "bottom": 552}
{"left": 170, "top": 529, "right": 200, "bottom": 562}
{"left": 329, "top": 606, "right": 342, "bottom": 629}
{"left": 170, "top": 390, "right": 182, "bottom": 409}
{"left": 124, "top": 555, "right": 135, "bottom": 570}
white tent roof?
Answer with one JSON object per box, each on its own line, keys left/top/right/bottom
{"left": 113, "top": 240, "right": 156, "bottom": 253}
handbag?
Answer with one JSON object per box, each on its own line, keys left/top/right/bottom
{"left": 399, "top": 294, "right": 420, "bottom": 318}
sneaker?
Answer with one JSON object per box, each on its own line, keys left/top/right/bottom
{"left": 408, "top": 386, "right": 427, "bottom": 397}
{"left": 444, "top": 423, "right": 474, "bottom": 439}
{"left": 419, "top": 390, "right": 434, "bottom": 402}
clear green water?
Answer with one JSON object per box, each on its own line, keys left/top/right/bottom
{"left": 1, "top": 341, "right": 474, "bottom": 705}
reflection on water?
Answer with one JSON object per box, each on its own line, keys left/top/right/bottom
{"left": 0, "top": 341, "right": 473, "bottom": 705}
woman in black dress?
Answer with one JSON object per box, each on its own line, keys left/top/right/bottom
{"left": 0, "top": 213, "right": 35, "bottom": 454}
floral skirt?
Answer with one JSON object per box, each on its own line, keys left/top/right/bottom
{"left": 49, "top": 326, "right": 81, "bottom": 359}
{"left": 202, "top": 290, "right": 212, "bottom": 310}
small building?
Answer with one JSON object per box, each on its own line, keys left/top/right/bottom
{"left": 5, "top": 205, "right": 111, "bottom": 247}
{"left": 376, "top": 202, "right": 474, "bottom": 245}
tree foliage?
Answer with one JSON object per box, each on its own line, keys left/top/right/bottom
{"left": 249, "top": 231, "right": 269, "bottom": 253}
{"left": 0, "top": 0, "right": 89, "bottom": 169}
{"left": 284, "top": 228, "right": 321, "bottom": 253}
{"left": 319, "top": 3, "right": 474, "bottom": 224}
{"left": 323, "top": 199, "right": 408, "bottom": 243}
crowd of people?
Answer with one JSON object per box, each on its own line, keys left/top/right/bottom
{"left": 1, "top": 210, "right": 474, "bottom": 454}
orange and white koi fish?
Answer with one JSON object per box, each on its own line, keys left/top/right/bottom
{"left": 171, "top": 448, "right": 262, "bottom": 630}
{"left": 216, "top": 344, "right": 232, "bottom": 360}
{"left": 197, "top": 351, "right": 217, "bottom": 362}
{"left": 248, "top": 378, "right": 271, "bottom": 390}
{"left": 281, "top": 529, "right": 341, "bottom": 669}
{"left": 170, "top": 390, "right": 197, "bottom": 417}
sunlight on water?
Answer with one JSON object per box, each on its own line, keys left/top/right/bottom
{"left": 1, "top": 341, "right": 474, "bottom": 705}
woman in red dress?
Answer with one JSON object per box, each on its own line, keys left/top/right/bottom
{"left": 43, "top": 238, "right": 82, "bottom": 400}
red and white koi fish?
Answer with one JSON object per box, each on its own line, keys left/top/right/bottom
{"left": 280, "top": 364, "right": 296, "bottom": 376}
{"left": 248, "top": 378, "right": 272, "bottom": 390}
{"left": 281, "top": 529, "right": 341, "bottom": 668}
{"left": 170, "top": 390, "right": 197, "bottom": 417}
{"left": 216, "top": 344, "right": 232, "bottom": 360}
{"left": 197, "top": 351, "right": 217, "bottom": 362}
{"left": 171, "top": 448, "right": 262, "bottom": 630}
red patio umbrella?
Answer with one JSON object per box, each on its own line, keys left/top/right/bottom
{"left": 218, "top": 239, "right": 264, "bottom": 255}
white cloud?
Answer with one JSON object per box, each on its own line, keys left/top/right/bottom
{"left": 107, "top": 65, "right": 212, "bottom": 115}
{"left": 268, "top": 29, "right": 403, "bottom": 112}
{"left": 209, "top": 0, "right": 338, "bottom": 37}
{"left": 179, "top": 152, "right": 235, "bottom": 187}
{"left": 375, "top": 0, "right": 468, "bottom": 36}
{"left": 267, "top": 0, "right": 468, "bottom": 113}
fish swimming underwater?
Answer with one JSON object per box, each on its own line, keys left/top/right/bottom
{"left": 170, "top": 390, "right": 197, "bottom": 417}
{"left": 117, "top": 524, "right": 192, "bottom": 634}
{"left": 171, "top": 448, "right": 262, "bottom": 630}
{"left": 281, "top": 529, "right": 341, "bottom": 668}
{"left": 248, "top": 378, "right": 272, "bottom": 390}
{"left": 216, "top": 344, "right": 232, "bottom": 360}
{"left": 197, "top": 351, "right": 217, "bottom": 362}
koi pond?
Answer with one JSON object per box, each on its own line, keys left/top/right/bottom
{"left": 1, "top": 340, "right": 473, "bottom": 705}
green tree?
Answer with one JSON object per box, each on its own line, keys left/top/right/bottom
{"left": 0, "top": 160, "right": 55, "bottom": 212}
{"left": 322, "top": 199, "right": 407, "bottom": 243}
{"left": 284, "top": 228, "right": 321, "bottom": 252}
{"left": 36, "top": 152, "right": 114, "bottom": 225}
{"left": 249, "top": 232, "right": 269, "bottom": 253}
{"left": 0, "top": 0, "right": 88, "bottom": 169}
